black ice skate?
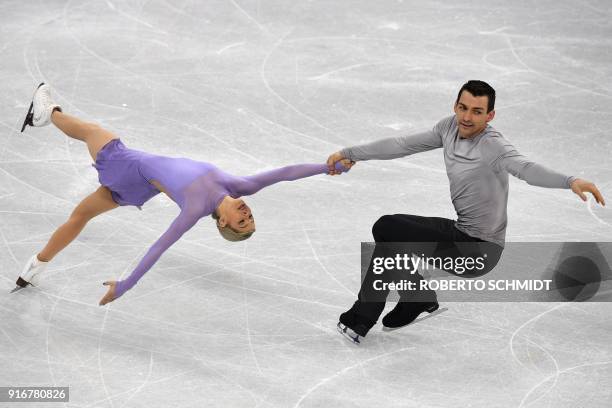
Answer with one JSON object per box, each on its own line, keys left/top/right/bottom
{"left": 337, "top": 322, "right": 365, "bottom": 345}
{"left": 382, "top": 301, "right": 440, "bottom": 330}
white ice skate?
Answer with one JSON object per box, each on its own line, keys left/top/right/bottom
{"left": 21, "top": 83, "right": 62, "bottom": 132}
{"left": 11, "top": 254, "right": 49, "bottom": 293}
{"left": 337, "top": 322, "right": 362, "bottom": 345}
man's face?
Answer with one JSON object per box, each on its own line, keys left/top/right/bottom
{"left": 453, "top": 90, "right": 495, "bottom": 138}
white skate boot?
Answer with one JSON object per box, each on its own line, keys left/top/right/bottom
{"left": 21, "top": 83, "right": 62, "bottom": 132}
{"left": 11, "top": 254, "right": 49, "bottom": 293}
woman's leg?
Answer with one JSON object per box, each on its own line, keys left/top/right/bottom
{"left": 37, "top": 186, "right": 119, "bottom": 262}
{"left": 51, "top": 110, "right": 118, "bottom": 162}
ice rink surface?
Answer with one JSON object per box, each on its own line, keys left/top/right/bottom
{"left": 1, "top": 0, "right": 612, "bottom": 407}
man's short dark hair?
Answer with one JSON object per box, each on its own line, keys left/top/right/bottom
{"left": 456, "top": 80, "right": 496, "bottom": 113}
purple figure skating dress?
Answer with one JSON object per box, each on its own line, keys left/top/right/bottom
{"left": 92, "top": 138, "right": 347, "bottom": 299}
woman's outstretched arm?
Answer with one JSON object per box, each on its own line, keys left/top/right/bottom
{"left": 99, "top": 207, "right": 201, "bottom": 305}
{"left": 234, "top": 161, "right": 351, "bottom": 196}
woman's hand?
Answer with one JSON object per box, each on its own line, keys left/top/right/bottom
{"left": 327, "top": 151, "right": 355, "bottom": 175}
{"left": 99, "top": 281, "right": 118, "bottom": 306}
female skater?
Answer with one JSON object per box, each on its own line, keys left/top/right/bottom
{"left": 14, "top": 83, "right": 351, "bottom": 305}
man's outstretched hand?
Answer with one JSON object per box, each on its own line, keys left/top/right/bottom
{"left": 571, "top": 178, "right": 605, "bottom": 206}
{"left": 327, "top": 151, "right": 355, "bottom": 175}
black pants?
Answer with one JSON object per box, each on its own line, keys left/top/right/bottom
{"left": 345, "top": 214, "right": 502, "bottom": 333}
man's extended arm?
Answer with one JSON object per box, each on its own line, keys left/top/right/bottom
{"left": 328, "top": 127, "right": 443, "bottom": 174}
{"left": 340, "top": 130, "right": 442, "bottom": 161}
{"left": 484, "top": 136, "right": 605, "bottom": 205}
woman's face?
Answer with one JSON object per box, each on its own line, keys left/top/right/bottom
{"left": 224, "top": 199, "right": 255, "bottom": 233}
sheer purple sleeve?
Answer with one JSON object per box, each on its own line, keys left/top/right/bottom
{"left": 113, "top": 208, "right": 202, "bottom": 299}
{"left": 234, "top": 162, "right": 347, "bottom": 196}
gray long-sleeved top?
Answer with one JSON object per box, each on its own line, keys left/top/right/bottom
{"left": 340, "top": 116, "right": 575, "bottom": 246}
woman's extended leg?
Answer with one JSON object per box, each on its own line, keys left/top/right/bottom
{"left": 37, "top": 110, "right": 120, "bottom": 260}
{"left": 37, "top": 186, "right": 119, "bottom": 262}
{"left": 51, "top": 110, "right": 118, "bottom": 162}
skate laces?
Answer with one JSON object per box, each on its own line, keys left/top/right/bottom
{"left": 40, "top": 88, "right": 51, "bottom": 105}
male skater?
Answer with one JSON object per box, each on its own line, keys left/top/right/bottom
{"left": 327, "top": 80, "right": 605, "bottom": 344}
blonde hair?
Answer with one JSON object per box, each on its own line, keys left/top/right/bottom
{"left": 211, "top": 212, "right": 254, "bottom": 242}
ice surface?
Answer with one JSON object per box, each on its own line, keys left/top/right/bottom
{"left": 1, "top": 0, "right": 611, "bottom": 407}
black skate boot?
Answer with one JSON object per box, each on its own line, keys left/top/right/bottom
{"left": 337, "top": 310, "right": 371, "bottom": 345}
{"left": 382, "top": 300, "right": 439, "bottom": 330}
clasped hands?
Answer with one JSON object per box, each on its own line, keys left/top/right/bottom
{"left": 327, "top": 151, "right": 355, "bottom": 175}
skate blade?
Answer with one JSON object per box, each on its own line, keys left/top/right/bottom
{"left": 337, "top": 322, "right": 361, "bottom": 345}
{"left": 20, "top": 82, "right": 45, "bottom": 133}
{"left": 381, "top": 307, "right": 447, "bottom": 332}
{"left": 20, "top": 101, "right": 33, "bottom": 132}
{"left": 11, "top": 276, "right": 33, "bottom": 293}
